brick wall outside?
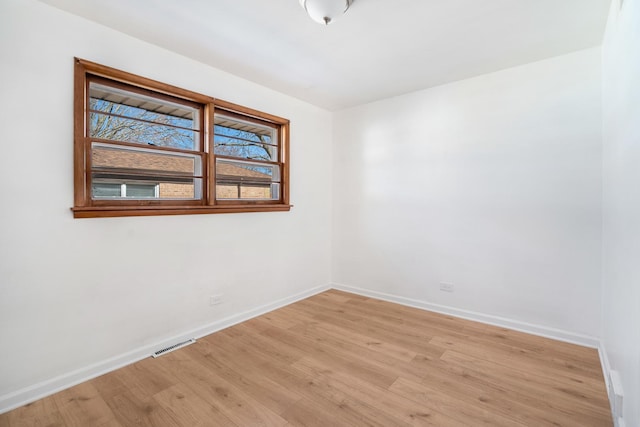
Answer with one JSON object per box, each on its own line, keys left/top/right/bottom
{"left": 157, "top": 183, "right": 270, "bottom": 199}
{"left": 216, "top": 184, "right": 271, "bottom": 199}
{"left": 92, "top": 145, "right": 273, "bottom": 200}
{"left": 159, "top": 183, "right": 194, "bottom": 198}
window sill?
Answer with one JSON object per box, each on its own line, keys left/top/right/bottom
{"left": 72, "top": 204, "right": 293, "bottom": 218}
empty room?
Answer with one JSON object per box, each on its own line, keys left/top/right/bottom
{"left": 0, "top": 0, "right": 638, "bottom": 426}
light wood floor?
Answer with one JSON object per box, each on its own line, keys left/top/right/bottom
{"left": 0, "top": 290, "right": 612, "bottom": 426}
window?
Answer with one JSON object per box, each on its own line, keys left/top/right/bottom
{"left": 73, "top": 58, "right": 290, "bottom": 218}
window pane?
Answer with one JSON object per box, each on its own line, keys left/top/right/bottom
{"left": 92, "top": 176, "right": 201, "bottom": 200}
{"left": 92, "top": 182, "right": 121, "bottom": 198}
{"left": 216, "top": 159, "right": 280, "bottom": 200}
{"left": 214, "top": 114, "right": 277, "bottom": 161}
{"left": 90, "top": 113, "right": 199, "bottom": 150}
{"left": 126, "top": 184, "right": 156, "bottom": 198}
{"left": 92, "top": 143, "right": 201, "bottom": 176}
{"left": 91, "top": 143, "right": 202, "bottom": 200}
{"left": 90, "top": 83, "right": 199, "bottom": 129}
{"left": 216, "top": 183, "right": 279, "bottom": 200}
{"left": 89, "top": 82, "right": 200, "bottom": 150}
{"left": 216, "top": 159, "right": 279, "bottom": 182}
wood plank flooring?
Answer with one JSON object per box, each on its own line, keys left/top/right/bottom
{"left": 0, "top": 290, "right": 612, "bottom": 426}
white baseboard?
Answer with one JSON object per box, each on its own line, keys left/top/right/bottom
{"left": 599, "top": 342, "right": 613, "bottom": 401}
{"left": 599, "top": 344, "right": 628, "bottom": 427}
{"left": 0, "top": 284, "right": 330, "bottom": 415}
{"left": 331, "top": 283, "right": 600, "bottom": 348}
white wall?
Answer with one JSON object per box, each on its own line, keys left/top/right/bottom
{"left": 602, "top": 0, "right": 640, "bottom": 425}
{"left": 333, "top": 48, "right": 603, "bottom": 341}
{"left": 0, "top": 0, "right": 331, "bottom": 408}
{"left": 0, "top": 0, "right": 630, "bottom": 420}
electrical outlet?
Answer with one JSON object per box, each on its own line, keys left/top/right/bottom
{"left": 439, "top": 282, "right": 454, "bottom": 292}
{"left": 209, "top": 294, "right": 223, "bottom": 306}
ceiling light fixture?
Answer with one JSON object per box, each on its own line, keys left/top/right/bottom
{"left": 299, "top": 0, "right": 354, "bottom": 25}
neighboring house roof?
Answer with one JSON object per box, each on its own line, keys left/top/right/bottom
{"left": 93, "top": 146, "right": 194, "bottom": 174}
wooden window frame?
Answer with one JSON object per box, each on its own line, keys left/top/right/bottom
{"left": 72, "top": 58, "right": 291, "bottom": 218}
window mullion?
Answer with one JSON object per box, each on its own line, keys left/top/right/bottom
{"left": 205, "top": 102, "right": 216, "bottom": 206}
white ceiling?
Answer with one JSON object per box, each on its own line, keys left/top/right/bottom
{"left": 40, "top": 0, "right": 611, "bottom": 111}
